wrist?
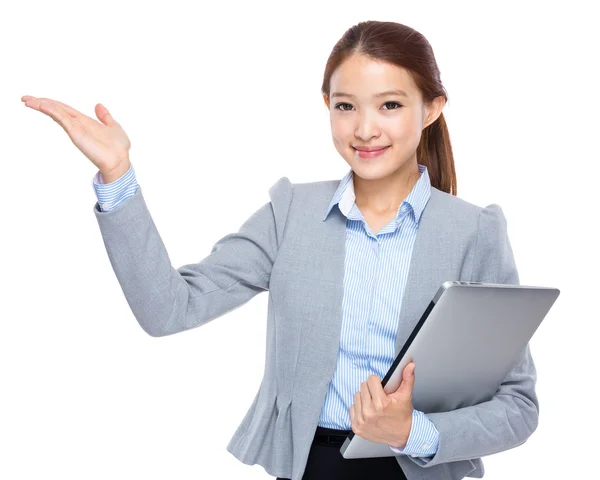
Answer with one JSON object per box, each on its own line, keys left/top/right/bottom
{"left": 100, "top": 156, "right": 130, "bottom": 184}
{"left": 391, "top": 410, "right": 413, "bottom": 449}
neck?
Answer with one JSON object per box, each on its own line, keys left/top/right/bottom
{"left": 354, "top": 160, "right": 420, "bottom": 214}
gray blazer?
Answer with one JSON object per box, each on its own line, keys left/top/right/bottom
{"left": 93, "top": 176, "right": 538, "bottom": 480}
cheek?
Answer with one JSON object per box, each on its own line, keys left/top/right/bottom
{"left": 330, "top": 116, "right": 347, "bottom": 133}
{"left": 387, "top": 116, "right": 418, "bottom": 141}
{"left": 330, "top": 118, "right": 353, "bottom": 146}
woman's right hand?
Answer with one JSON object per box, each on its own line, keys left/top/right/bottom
{"left": 21, "top": 96, "right": 131, "bottom": 179}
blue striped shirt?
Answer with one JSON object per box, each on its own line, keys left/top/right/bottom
{"left": 91, "top": 163, "right": 439, "bottom": 458}
{"left": 319, "top": 163, "right": 438, "bottom": 457}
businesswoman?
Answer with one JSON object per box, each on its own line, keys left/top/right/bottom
{"left": 22, "top": 20, "right": 538, "bottom": 480}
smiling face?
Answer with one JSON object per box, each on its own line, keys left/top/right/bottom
{"left": 325, "top": 53, "right": 442, "bottom": 183}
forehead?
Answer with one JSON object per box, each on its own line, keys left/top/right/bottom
{"left": 330, "top": 54, "right": 419, "bottom": 99}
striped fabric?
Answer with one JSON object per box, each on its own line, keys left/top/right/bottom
{"left": 91, "top": 167, "right": 138, "bottom": 211}
{"left": 91, "top": 163, "right": 439, "bottom": 458}
{"left": 320, "top": 163, "right": 439, "bottom": 457}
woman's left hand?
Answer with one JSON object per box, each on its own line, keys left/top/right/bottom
{"left": 349, "top": 362, "right": 416, "bottom": 449}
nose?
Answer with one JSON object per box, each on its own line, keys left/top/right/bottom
{"left": 354, "top": 111, "right": 381, "bottom": 141}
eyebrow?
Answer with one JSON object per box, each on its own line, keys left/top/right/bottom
{"left": 330, "top": 89, "right": 408, "bottom": 99}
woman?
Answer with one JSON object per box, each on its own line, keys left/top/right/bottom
{"left": 21, "top": 20, "right": 538, "bottom": 480}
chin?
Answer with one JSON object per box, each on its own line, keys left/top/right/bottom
{"left": 350, "top": 162, "right": 392, "bottom": 180}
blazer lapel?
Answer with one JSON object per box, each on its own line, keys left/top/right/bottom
{"left": 290, "top": 196, "right": 348, "bottom": 404}
{"left": 395, "top": 188, "right": 453, "bottom": 355}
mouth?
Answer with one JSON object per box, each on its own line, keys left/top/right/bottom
{"left": 353, "top": 145, "right": 390, "bottom": 159}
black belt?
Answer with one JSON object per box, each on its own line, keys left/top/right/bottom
{"left": 313, "top": 426, "right": 352, "bottom": 447}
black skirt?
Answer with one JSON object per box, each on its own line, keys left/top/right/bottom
{"left": 276, "top": 426, "right": 408, "bottom": 480}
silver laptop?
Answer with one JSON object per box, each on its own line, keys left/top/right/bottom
{"left": 340, "top": 281, "right": 560, "bottom": 459}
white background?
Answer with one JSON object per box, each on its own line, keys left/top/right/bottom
{"left": 2, "top": 1, "right": 598, "bottom": 478}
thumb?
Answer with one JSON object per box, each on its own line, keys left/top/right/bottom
{"left": 389, "top": 362, "right": 416, "bottom": 401}
{"left": 95, "top": 103, "right": 117, "bottom": 126}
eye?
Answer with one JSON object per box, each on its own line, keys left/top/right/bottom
{"left": 333, "top": 101, "right": 403, "bottom": 112}
{"left": 334, "top": 102, "right": 353, "bottom": 111}
{"left": 383, "top": 101, "right": 403, "bottom": 110}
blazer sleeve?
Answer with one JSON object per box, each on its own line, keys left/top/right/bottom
{"left": 408, "top": 203, "right": 539, "bottom": 468}
{"left": 93, "top": 176, "right": 294, "bottom": 337}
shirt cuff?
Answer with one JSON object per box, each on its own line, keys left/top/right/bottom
{"left": 389, "top": 409, "right": 439, "bottom": 457}
{"left": 91, "top": 162, "right": 139, "bottom": 212}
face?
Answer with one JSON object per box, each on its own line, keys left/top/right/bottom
{"left": 325, "top": 53, "right": 444, "bottom": 182}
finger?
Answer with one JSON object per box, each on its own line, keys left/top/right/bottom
{"left": 45, "top": 98, "right": 83, "bottom": 117}
{"left": 22, "top": 96, "right": 43, "bottom": 111}
{"left": 399, "top": 362, "right": 416, "bottom": 396}
{"left": 354, "top": 391, "right": 364, "bottom": 423}
{"left": 95, "top": 103, "right": 117, "bottom": 127}
{"left": 24, "top": 97, "right": 82, "bottom": 118}
{"left": 404, "top": 362, "right": 416, "bottom": 385}
{"left": 23, "top": 97, "right": 60, "bottom": 116}
{"left": 360, "top": 381, "right": 373, "bottom": 414}
{"left": 367, "top": 374, "right": 386, "bottom": 411}
{"left": 35, "top": 100, "right": 73, "bottom": 133}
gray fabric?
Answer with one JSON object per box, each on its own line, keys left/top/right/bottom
{"left": 93, "top": 176, "right": 538, "bottom": 480}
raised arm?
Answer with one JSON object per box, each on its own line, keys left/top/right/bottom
{"left": 93, "top": 176, "right": 293, "bottom": 337}
{"left": 21, "top": 95, "right": 294, "bottom": 337}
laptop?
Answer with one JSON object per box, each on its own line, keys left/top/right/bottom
{"left": 340, "top": 281, "right": 560, "bottom": 459}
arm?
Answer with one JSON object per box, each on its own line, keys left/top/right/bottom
{"left": 409, "top": 204, "right": 539, "bottom": 468}
{"left": 93, "top": 174, "right": 294, "bottom": 337}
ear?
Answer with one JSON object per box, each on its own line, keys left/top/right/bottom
{"left": 423, "top": 95, "right": 446, "bottom": 129}
{"left": 323, "top": 94, "right": 330, "bottom": 110}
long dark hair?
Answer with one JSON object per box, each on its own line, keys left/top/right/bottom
{"left": 321, "top": 21, "right": 457, "bottom": 195}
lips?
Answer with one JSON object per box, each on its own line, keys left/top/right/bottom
{"left": 353, "top": 145, "right": 390, "bottom": 159}
{"left": 353, "top": 146, "right": 389, "bottom": 152}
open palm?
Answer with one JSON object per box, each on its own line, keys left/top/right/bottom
{"left": 21, "top": 96, "right": 131, "bottom": 173}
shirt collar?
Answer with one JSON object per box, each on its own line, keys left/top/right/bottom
{"left": 322, "top": 163, "right": 431, "bottom": 223}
